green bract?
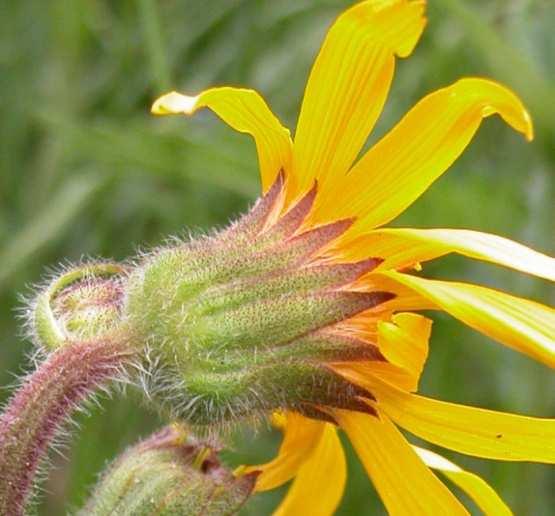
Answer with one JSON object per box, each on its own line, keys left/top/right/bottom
{"left": 125, "top": 175, "right": 389, "bottom": 428}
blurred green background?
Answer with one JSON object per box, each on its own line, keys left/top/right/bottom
{"left": 1, "top": 0, "right": 554, "bottom": 514}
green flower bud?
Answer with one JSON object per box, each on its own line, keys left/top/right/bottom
{"left": 32, "top": 262, "right": 129, "bottom": 350}
{"left": 124, "top": 174, "right": 390, "bottom": 428}
{"left": 81, "top": 424, "right": 256, "bottom": 516}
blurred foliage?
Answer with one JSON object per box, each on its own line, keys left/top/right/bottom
{"left": 1, "top": 0, "right": 554, "bottom": 514}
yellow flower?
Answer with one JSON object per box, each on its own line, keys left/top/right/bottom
{"left": 152, "top": 0, "right": 554, "bottom": 513}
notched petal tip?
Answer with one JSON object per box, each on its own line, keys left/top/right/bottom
{"left": 151, "top": 91, "right": 199, "bottom": 115}
{"left": 453, "top": 77, "right": 534, "bottom": 141}
{"left": 289, "top": 0, "right": 427, "bottom": 203}
{"left": 342, "top": 0, "right": 427, "bottom": 58}
{"left": 390, "top": 0, "right": 428, "bottom": 58}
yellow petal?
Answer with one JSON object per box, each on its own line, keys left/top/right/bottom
{"left": 347, "top": 272, "right": 437, "bottom": 314}
{"left": 377, "top": 312, "right": 431, "bottom": 390}
{"left": 244, "top": 411, "right": 325, "bottom": 491}
{"left": 384, "top": 272, "right": 555, "bottom": 368}
{"left": 151, "top": 88, "right": 292, "bottom": 192}
{"left": 332, "top": 360, "right": 419, "bottom": 393}
{"left": 291, "top": 0, "right": 426, "bottom": 204}
{"left": 335, "top": 228, "right": 555, "bottom": 281}
{"left": 336, "top": 371, "right": 555, "bottom": 462}
{"left": 413, "top": 446, "right": 513, "bottom": 516}
{"left": 309, "top": 78, "right": 533, "bottom": 231}
{"left": 334, "top": 313, "right": 429, "bottom": 392}
{"left": 274, "top": 423, "right": 346, "bottom": 516}
{"left": 334, "top": 410, "right": 468, "bottom": 515}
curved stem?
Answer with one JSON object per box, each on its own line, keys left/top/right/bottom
{"left": 0, "top": 339, "right": 135, "bottom": 515}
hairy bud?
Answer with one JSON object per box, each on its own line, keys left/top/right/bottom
{"left": 124, "top": 174, "right": 391, "bottom": 429}
{"left": 81, "top": 424, "right": 256, "bottom": 515}
{"left": 32, "top": 263, "right": 129, "bottom": 350}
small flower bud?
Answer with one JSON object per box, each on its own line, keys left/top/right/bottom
{"left": 32, "top": 263, "right": 128, "bottom": 350}
{"left": 81, "top": 424, "right": 257, "bottom": 516}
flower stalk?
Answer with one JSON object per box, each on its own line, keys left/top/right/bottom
{"left": 0, "top": 338, "right": 135, "bottom": 515}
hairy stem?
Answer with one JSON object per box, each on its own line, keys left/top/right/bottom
{"left": 0, "top": 339, "right": 136, "bottom": 515}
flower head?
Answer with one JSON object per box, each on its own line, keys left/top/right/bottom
{"left": 150, "top": 0, "right": 555, "bottom": 513}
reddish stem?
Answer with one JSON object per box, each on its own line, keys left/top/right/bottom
{"left": 0, "top": 339, "right": 135, "bottom": 515}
